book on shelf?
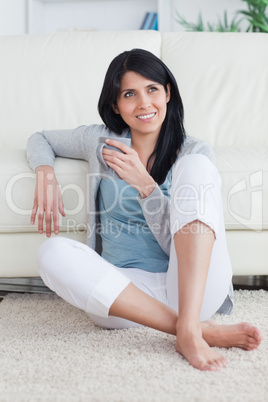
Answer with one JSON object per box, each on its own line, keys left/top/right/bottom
{"left": 140, "top": 12, "right": 158, "bottom": 30}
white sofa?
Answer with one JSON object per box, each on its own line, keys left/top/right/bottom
{"left": 1, "top": 30, "right": 267, "bottom": 281}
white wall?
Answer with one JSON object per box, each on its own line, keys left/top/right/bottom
{"left": 0, "top": 0, "right": 26, "bottom": 35}
{"left": 0, "top": 0, "right": 249, "bottom": 35}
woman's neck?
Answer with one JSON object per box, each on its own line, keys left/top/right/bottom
{"left": 131, "top": 132, "right": 158, "bottom": 168}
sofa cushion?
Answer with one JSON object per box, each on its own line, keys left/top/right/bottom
{"left": 0, "top": 232, "right": 86, "bottom": 277}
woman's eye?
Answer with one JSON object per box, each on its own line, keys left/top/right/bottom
{"left": 124, "top": 91, "right": 134, "bottom": 98}
{"left": 149, "top": 87, "right": 158, "bottom": 93}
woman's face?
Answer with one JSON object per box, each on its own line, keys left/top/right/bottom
{"left": 113, "top": 71, "right": 170, "bottom": 141}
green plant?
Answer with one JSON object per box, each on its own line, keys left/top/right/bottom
{"left": 175, "top": 11, "right": 243, "bottom": 32}
{"left": 175, "top": 0, "right": 268, "bottom": 33}
{"left": 239, "top": 0, "right": 268, "bottom": 32}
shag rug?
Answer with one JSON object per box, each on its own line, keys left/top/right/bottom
{"left": 0, "top": 290, "right": 267, "bottom": 402}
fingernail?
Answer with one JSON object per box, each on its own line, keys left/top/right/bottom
{"left": 39, "top": 230, "right": 43, "bottom": 234}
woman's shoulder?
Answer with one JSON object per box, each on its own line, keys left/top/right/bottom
{"left": 178, "top": 135, "right": 216, "bottom": 165}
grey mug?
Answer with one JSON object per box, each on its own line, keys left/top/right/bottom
{"left": 96, "top": 136, "right": 131, "bottom": 179}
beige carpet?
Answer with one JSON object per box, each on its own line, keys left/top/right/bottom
{"left": 0, "top": 290, "right": 267, "bottom": 402}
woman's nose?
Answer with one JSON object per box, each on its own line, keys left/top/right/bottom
{"left": 138, "top": 93, "right": 151, "bottom": 109}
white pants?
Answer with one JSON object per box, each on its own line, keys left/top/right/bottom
{"left": 37, "top": 154, "right": 233, "bottom": 329}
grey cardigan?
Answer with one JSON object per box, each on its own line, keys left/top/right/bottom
{"left": 27, "top": 124, "right": 216, "bottom": 255}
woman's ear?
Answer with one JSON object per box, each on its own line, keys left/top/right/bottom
{"left": 112, "top": 103, "right": 120, "bottom": 114}
{"left": 166, "top": 83, "right": 171, "bottom": 103}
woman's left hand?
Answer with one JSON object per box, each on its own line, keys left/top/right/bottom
{"left": 102, "top": 139, "right": 156, "bottom": 198}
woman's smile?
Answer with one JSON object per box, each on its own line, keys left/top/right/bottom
{"left": 136, "top": 112, "right": 157, "bottom": 121}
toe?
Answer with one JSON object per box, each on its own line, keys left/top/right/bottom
{"left": 200, "top": 361, "right": 218, "bottom": 371}
{"left": 253, "top": 330, "right": 262, "bottom": 342}
{"left": 215, "top": 357, "right": 227, "bottom": 369}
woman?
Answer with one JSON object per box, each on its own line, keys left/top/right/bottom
{"left": 27, "top": 49, "right": 262, "bottom": 371}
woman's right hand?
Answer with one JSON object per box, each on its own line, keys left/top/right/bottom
{"left": 31, "top": 165, "right": 65, "bottom": 237}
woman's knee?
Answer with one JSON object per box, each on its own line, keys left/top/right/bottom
{"left": 172, "top": 154, "right": 221, "bottom": 187}
{"left": 38, "top": 236, "right": 64, "bottom": 260}
{"left": 37, "top": 236, "right": 68, "bottom": 277}
{"left": 170, "top": 155, "right": 222, "bottom": 237}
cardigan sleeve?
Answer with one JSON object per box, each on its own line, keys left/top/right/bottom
{"left": 26, "top": 125, "right": 95, "bottom": 171}
{"left": 26, "top": 124, "right": 113, "bottom": 171}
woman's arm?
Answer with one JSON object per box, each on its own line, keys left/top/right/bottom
{"left": 27, "top": 126, "right": 91, "bottom": 236}
{"left": 27, "top": 124, "right": 116, "bottom": 235}
{"left": 27, "top": 124, "right": 107, "bottom": 236}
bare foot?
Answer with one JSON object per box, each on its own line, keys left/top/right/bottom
{"left": 201, "top": 321, "right": 262, "bottom": 351}
{"left": 176, "top": 320, "right": 227, "bottom": 371}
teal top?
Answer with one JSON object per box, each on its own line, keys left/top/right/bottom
{"left": 99, "top": 168, "right": 172, "bottom": 272}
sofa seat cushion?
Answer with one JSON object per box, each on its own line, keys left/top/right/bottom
{"left": 1, "top": 148, "right": 88, "bottom": 233}
{"left": 215, "top": 146, "right": 268, "bottom": 230}
{"left": 0, "top": 232, "right": 86, "bottom": 277}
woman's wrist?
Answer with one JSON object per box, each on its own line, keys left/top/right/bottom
{"left": 35, "top": 165, "right": 54, "bottom": 172}
{"left": 138, "top": 176, "right": 156, "bottom": 199}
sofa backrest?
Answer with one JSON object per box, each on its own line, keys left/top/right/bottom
{"left": 0, "top": 31, "right": 161, "bottom": 148}
{"left": 162, "top": 32, "right": 268, "bottom": 147}
{"left": 1, "top": 30, "right": 267, "bottom": 148}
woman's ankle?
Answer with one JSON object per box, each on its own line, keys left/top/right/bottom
{"left": 176, "top": 316, "right": 202, "bottom": 336}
